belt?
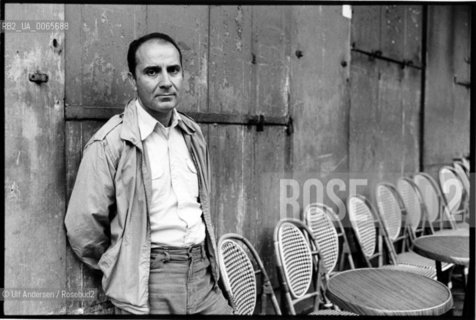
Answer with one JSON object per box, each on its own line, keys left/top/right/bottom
{"left": 151, "top": 242, "right": 206, "bottom": 263}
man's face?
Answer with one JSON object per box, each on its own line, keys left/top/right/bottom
{"left": 130, "top": 40, "right": 183, "bottom": 119}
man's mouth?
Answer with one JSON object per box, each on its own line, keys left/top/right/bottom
{"left": 156, "top": 94, "right": 175, "bottom": 100}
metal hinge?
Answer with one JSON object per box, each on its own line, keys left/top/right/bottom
{"left": 454, "top": 76, "right": 470, "bottom": 89}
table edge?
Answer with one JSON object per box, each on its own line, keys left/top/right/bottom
{"left": 327, "top": 268, "right": 454, "bottom": 316}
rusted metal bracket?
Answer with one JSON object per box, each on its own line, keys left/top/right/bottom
{"left": 351, "top": 47, "right": 422, "bottom": 70}
{"left": 250, "top": 114, "right": 265, "bottom": 132}
{"left": 65, "top": 105, "right": 294, "bottom": 134}
{"left": 29, "top": 72, "right": 48, "bottom": 84}
{"left": 454, "top": 76, "right": 470, "bottom": 89}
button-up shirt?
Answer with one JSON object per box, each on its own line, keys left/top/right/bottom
{"left": 136, "top": 100, "right": 205, "bottom": 247}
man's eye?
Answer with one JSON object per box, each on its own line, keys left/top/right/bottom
{"left": 145, "top": 69, "right": 158, "bottom": 76}
{"left": 169, "top": 67, "right": 181, "bottom": 74}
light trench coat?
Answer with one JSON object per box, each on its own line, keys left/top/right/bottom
{"left": 65, "top": 99, "right": 220, "bottom": 314}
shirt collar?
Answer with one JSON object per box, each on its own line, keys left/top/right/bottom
{"left": 135, "top": 99, "right": 182, "bottom": 141}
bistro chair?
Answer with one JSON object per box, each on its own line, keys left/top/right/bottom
{"left": 438, "top": 166, "right": 469, "bottom": 230}
{"left": 396, "top": 177, "right": 429, "bottom": 242}
{"left": 414, "top": 172, "right": 468, "bottom": 236}
{"left": 218, "top": 233, "right": 281, "bottom": 315}
{"left": 454, "top": 157, "right": 470, "bottom": 175}
{"left": 347, "top": 194, "right": 435, "bottom": 278}
{"left": 273, "top": 218, "right": 355, "bottom": 315}
{"left": 375, "top": 183, "right": 451, "bottom": 278}
{"left": 454, "top": 161, "right": 470, "bottom": 190}
{"left": 304, "top": 203, "right": 355, "bottom": 310}
{"left": 453, "top": 161, "right": 470, "bottom": 216}
{"left": 304, "top": 203, "right": 355, "bottom": 276}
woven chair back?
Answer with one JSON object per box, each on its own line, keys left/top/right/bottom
{"left": 348, "top": 195, "right": 377, "bottom": 259}
{"left": 376, "top": 183, "right": 403, "bottom": 242}
{"left": 414, "top": 173, "right": 441, "bottom": 224}
{"left": 397, "top": 178, "right": 423, "bottom": 234}
{"left": 453, "top": 162, "right": 470, "bottom": 195}
{"left": 439, "top": 166, "right": 464, "bottom": 215}
{"left": 218, "top": 238, "right": 257, "bottom": 315}
{"left": 304, "top": 204, "right": 339, "bottom": 275}
{"left": 218, "top": 233, "right": 281, "bottom": 315}
{"left": 276, "top": 221, "right": 313, "bottom": 298}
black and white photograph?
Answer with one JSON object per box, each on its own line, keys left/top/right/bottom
{"left": 3, "top": 3, "right": 473, "bottom": 317}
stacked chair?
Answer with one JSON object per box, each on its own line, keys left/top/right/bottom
{"left": 396, "top": 177, "right": 429, "bottom": 241}
{"left": 218, "top": 161, "right": 470, "bottom": 315}
{"left": 397, "top": 177, "right": 431, "bottom": 241}
{"left": 452, "top": 161, "right": 470, "bottom": 227}
{"left": 414, "top": 172, "right": 469, "bottom": 236}
{"left": 218, "top": 233, "right": 281, "bottom": 315}
{"left": 304, "top": 203, "right": 355, "bottom": 277}
{"left": 375, "top": 183, "right": 452, "bottom": 278}
{"left": 438, "top": 166, "right": 470, "bottom": 230}
{"left": 273, "top": 219, "right": 355, "bottom": 315}
{"left": 347, "top": 194, "right": 436, "bottom": 278}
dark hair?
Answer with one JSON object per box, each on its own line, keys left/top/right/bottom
{"left": 127, "top": 32, "right": 183, "bottom": 77}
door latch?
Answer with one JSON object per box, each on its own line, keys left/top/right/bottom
{"left": 29, "top": 72, "right": 49, "bottom": 84}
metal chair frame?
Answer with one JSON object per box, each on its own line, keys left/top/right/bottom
{"left": 273, "top": 218, "right": 326, "bottom": 315}
{"left": 218, "top": 233, "right": 281, "bottom": 315}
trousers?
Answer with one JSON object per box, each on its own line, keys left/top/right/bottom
{"left": 115, "top": 242, "right": 233, "bottom": 315}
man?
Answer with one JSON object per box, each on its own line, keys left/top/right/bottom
{"left": 65, "top": 32, "right": 233, "bottom": 315}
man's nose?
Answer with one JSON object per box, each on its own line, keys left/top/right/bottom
{"left": 159, "top": 71, "right": 172, "bottom": 88}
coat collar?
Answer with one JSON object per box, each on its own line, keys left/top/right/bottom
{"left": 120, "top": 99, "right": 196, "bottom": 149}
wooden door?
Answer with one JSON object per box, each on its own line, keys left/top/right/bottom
{"left": 349, "top": 5, "right": 423, "bottom": 199}
{"left": 63, "top": 5, "right": 291, "bottom": 313}
{"left": 423, "top": 5, "right": 471, "bottom": 177}
{"left": 4, "top": 4, "right": 67, "bottom": 315}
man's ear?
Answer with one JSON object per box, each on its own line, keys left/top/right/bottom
{"left": 127, "top": 72, "right": 137, "bottom": 91}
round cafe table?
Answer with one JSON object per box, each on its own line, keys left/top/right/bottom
{"left": 326, "top": 268, "right": 453, "bottom": 316}
{"left": 413, "top": 235, "right": 469, "bottom": 282}
{"left": 413, "top": 235, "right": 469, "bottom": 266}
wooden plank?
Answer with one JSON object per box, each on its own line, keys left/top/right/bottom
{"left": 252, "top": 6, "right": 291, "bottom": 117}
{"left": 4, "top": 3, "right": 66, "bottom": 315}
{"left": 246, "top": 126, "right": 287, "bottom": 287}
{"left": 64, "top": 105, "right": 290, "bottom": 126}
{"left": 351, "top": 6, "right": 381, "bottom": 52}
{"left": 209, "top": 6, "right": 253, "bottom": 114}
{"left": 424, "top": 5, "right": 471, "bottom": 169}
{"left": 380, "top": 5, "right": 406, "bottom": 62}
{"left": 400, "top": 65, "right": 421, "bottom": 174}
{"left": 65, "top": 106, "right": 124, "bottom": 120}
{"left": 146, "top": 5, "right": 209, "bottom": 113}
{"left": 64, "top": 121, "right": 83, "bottom": 315}
{"left": 349, "top": 51, "right": 421, "bottom": 190}
{"left": 65, "top": 121, "right": 107, "bottom": 314}
{"left": 208, "top": 125, "right": 251, "bottom": 236}
{"left": 348, "top": 51, "right": 380, "bottom": 198}
{"left": 451, "top": 5, "right": 471, "bottom": 159}
{"left": 65, "top": 5, "right": 147, "bottom": 107}
{"left": 404, "top": 6, "right": 423, "bottom": 66}
{"left": 290, "top": 5, "right": 351, "bottom": 204}
{"left": 352, "top": 5, "right": 423, "bottom": 68}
